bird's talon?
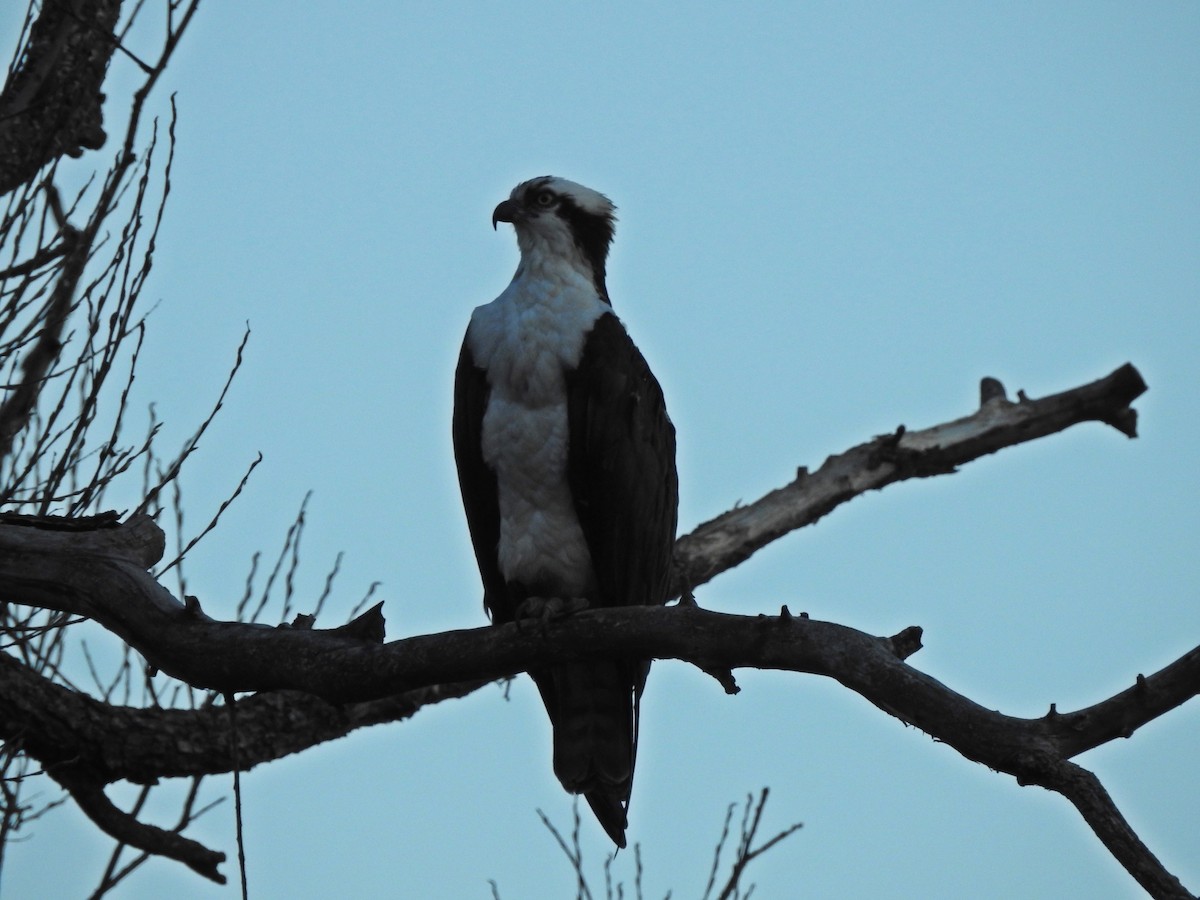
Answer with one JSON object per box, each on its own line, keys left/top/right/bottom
{"left": 515, "top": 595, "right": 589, "bottom": 626}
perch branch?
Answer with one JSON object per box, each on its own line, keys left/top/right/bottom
{"left": 0, "top": 364, "right": 1149, "bottom": 698}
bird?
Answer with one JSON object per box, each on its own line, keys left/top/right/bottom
{"left": 452, "top": 176, "right": 679, "bottom": 847}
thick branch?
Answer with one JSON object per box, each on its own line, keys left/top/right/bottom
{"left": 3, "top": 505, "right": 1192, "bottom": 784}
{"left": 4, "top": 578, "right": 1195, "bottom": 783}
{"left": 3, "top": 600, "right": 1195, "bottom": 892}
{"left": 0, "top": 647, "right": 487, "bottom": 785}
{"left": 0, "top": 0, "right": 122, "bottom": 196}
{"left": 5, "top": 567, "right": 1194, "bottom": 771}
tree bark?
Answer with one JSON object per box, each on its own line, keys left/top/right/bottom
{"left": 0, "top": 0, "right": 122, "bottom": 196}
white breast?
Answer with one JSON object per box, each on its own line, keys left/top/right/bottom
{"left": 467, "top": 263, "right": 608, "bottom": 596}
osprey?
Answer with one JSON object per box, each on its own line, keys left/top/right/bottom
{"left": 452, "top": 176, "right": 678, "bottom": 847}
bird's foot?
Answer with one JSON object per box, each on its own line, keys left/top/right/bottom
{"left": 514, "top": 595, "right": 589, "bottom": 630}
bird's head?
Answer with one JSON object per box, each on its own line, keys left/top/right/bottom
{"left": 493, "top": 176, "right": 616, "bottom": 299}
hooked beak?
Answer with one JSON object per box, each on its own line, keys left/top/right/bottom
{"left": 492, "top": 199, "right": 518, "bottom": 230}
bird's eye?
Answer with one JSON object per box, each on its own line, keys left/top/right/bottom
{"left": 533, "top": 190, "right": 556, "bottom": 208}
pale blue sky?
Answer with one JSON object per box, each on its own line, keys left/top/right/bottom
{"left": 4, "top": 3, "right": 1198, "bottom": 898}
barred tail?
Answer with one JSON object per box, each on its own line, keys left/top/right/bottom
{"left": 536, "top": 660, "right": 638, "bottom": 848}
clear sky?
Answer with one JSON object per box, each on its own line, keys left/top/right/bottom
{"left": 4, "top": 3, "right": 1198, "bottom": 898}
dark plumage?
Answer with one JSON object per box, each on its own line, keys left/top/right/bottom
{"left": 453, "top": 177, "right": 678, "bottom": 846}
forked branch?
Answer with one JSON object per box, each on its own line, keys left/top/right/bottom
{"left": 0, "top": 362, "right": 1186, "bottom": 893}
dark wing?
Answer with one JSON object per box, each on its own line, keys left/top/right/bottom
{"left": 566, "top": 311, "right": 679, "bottom": 612}
{"left": 562, "top": 310, "right": 678, "bottom": 844}
{"left": 451, "top": 335, "right": 508, "bottom": 620}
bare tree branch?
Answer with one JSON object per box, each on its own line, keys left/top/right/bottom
{"left": 1027, "top": 759, "right": 1192, "bottom": 899}
{"left": 1, "top": 1, "right": 200, "bottom": 498}
{"left": 672, "top": 362, "right": 1147, "bottom": 597}
{"left": 0, "top": 362, "right": 1191, "bottom": 893}
{"left": 710, "top": 789, "right": 803, "bottom": 900}
{"left": 0, "top": 644, "right": 488, "bottom": 783}
{"left": 50, "top": 765, "right": 225, "bottom": 884}
{"left": 1041, "top": 649, "right": 1199, "bottom": 763}
{"left": 89, "top": 776, "right": 222, "bottom": 898}
{"left": 0, "top": 188, "right": 82, "bottom": 463}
